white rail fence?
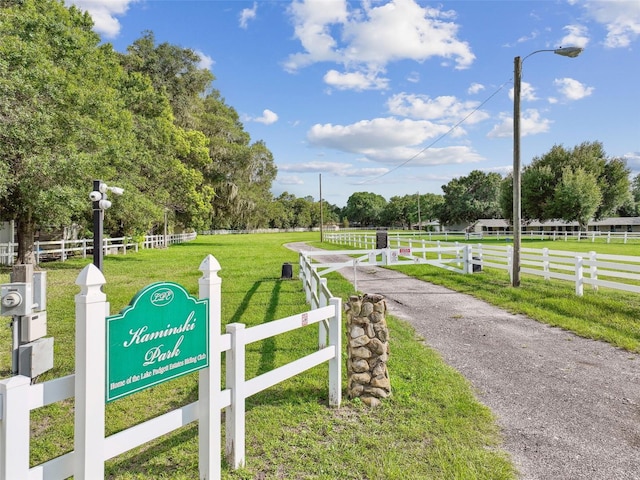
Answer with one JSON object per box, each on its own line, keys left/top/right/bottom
{"left": 0, "top": 254, "right": 342, "bottom": 479}
{"left": 0, "top": 233, "right": 197, "bottom": 266}
{"left": 325, "top": 229, "right": 640, "bottom": 245}
{"left": 298, "top": 245, "right": 474, "bottom": 294}
{"left": 323, "top": 234, "right": 640, "bottom": 297}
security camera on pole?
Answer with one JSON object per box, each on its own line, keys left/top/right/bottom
{"left": 89, "top": 180, "right": 124, "bottom": 272}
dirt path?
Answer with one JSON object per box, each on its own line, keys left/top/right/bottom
{"left": 287, "top": 243, "right": 640, "bottom": 480}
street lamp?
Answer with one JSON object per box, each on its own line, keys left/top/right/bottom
{"left": 512, "top": 46, "right": 583, "bottom": 287}
{"left": 89, "top": 180, "right": 124, "bottom": 272}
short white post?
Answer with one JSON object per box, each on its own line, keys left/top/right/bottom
{"left": 198, "top": 254, "right": 223, "bottom": 480}
{"left": 328, "top": 297, "right": 342, "bottom": 407}
{"left": 225, "top": 323, "right": 246, "bottom": 469}
{"left": 0, "top": 375, "right": 31, "bottom": 480}
{"left": 74, "top": 264, "right": 107, "bottom": 479}
{"left": 542, "top": 248, "right": 550, "bottom": 280}
{"left": 422, "top": 239, "right": 426, "bottom": 260}
{"left": 463, "top": 244, "right": 472, "bottom": 274}
{"left": 589, "top": 251, "right": 598, "bottom": 291}
{"left": 575, "top": 256, "right": 584, "bottom": 297}
{"left": 310, "top": 273, "right": 318, "bottom": 309}
{"left": 318, "top": 279, "right": 329, "bottom": 349}
{"left": 507, "top": 245, "right": 513, "bottom": 284}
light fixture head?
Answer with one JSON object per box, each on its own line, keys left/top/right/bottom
{"left": 554, "top": 46, "right": 583, "bottom": 58}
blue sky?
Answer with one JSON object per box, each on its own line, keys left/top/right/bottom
{"left": 70, "top": 0, "right": 640, "bottom": 208}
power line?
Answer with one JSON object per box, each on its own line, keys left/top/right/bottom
{"left": 359, "top": 76, "right": 512, "bottom": 185}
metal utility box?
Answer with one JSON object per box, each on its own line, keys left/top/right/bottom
{"left": 376, "top": 231, "right": 388, "bottom": 249}
{"left": 20, "top": 311, "right": 47, "bottom": 343}
{"left": 18, "top": 337, "right": 54, "bottom": 378}
{"left": 1, "top": 283, "right": 33, "bottom": 317}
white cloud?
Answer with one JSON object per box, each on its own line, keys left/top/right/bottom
{"left": 239, "top": 2, "right": 258, "bottom": 29}
{"left": 623, "top": 151, "right": 640, "bottom": 172}
{"left": 582, "top": 0, "right": 640, "bottom": 48}
{"left": 68, "top": 0, "right": 137, "bottom": 38}
{"left": 553, "top": 77, "right": 594, "bottom": 100}
{"left": 251, "top": 109, "right": 279, "bottom": 125}
{"left": 279, "top": 161, "right": 389, "bottom": 177}
{"left": 560, "top": 24, "right": 590, "bottom": 49}
{"left": 286, "top": 0, "right": 474, "bottom": 91}
{"left": 306, "top": 117, "right": 484, "bottom": 166}
{"left": 407, "top": 71, "right": 420, "bottom": 83}
{"left": 387, "top": 93, "right": 490, "bottom": 125}
{"left": 308, "top": 117, "right": 451, "bottom": 153}
{"left": 487, "top": 109, "right": 552, "bottom": 138}
{"left": 278, "top": 175, "right": 305, "bottom": 185}
{"left": 468, "top": 83, "right": 485, "bottom": 95}
{"left": 195, "top": 50, "right": 215, "bottom": 70}
{"left": 509, "top": 81, "right": 538, "bottom": 102}
{"left": 324, "top": 69, "right": 389, "bottom": 91}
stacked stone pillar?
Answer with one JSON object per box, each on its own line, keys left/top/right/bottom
{"left": 345, "top": 294, "right": 391, "bottom": 407}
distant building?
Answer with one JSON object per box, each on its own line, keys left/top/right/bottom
{"left": 472, "top": 217, "right": 640, "bottom": 234}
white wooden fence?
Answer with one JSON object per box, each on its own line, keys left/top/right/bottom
{"left": 0, "top": 233, "right": 197, "bottom": 266}
{"left": 0, "top": 254, "right": 342, "bottom": 479}
{"left": 325, "top": 229, "right": 640, "bottom": 245}
{"left": 323, "top": 234, "right": 640, "bottom": 297}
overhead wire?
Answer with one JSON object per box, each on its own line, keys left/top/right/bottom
{"left": 358, "top": 76, "right": 513, "bottom": 185}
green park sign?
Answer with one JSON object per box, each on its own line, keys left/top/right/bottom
{"left": 106, "top": 282, "right": 209, "bottom": 402}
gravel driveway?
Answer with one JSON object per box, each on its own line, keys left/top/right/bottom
{"left": 287, "top": 243, "right": 640, "bottom": 480}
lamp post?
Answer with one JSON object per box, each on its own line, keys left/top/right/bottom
{"left": 89, "top": 180, "right": 124, "bottom": 272}
{"left": 512, "top": 46, "right": 583, "bottom": 287}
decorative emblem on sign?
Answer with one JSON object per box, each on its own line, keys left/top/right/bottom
{"left": 105, "top": 282, "right": 209, "bottom": 402}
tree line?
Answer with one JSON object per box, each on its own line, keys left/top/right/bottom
{"left": 343, "top": 141, "right": 635, "bottom": 230}
{"left": 0, "top": 1, "right": 636, "bottom": 265}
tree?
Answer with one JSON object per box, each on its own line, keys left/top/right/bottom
{"left": 508, "top": 142, "right": 631, "bottom": 227}
{"left": 120, "top": 31, "right": 214, "bottom": 130}
{"left": 0, "top": 0, "right": 134, "bottom": 263}
{"left": 343, "top": 192, "right": 387, "bottom": 227}
{"left": 553, "top": 168, "right": 602, "bottom": 231}
{"left": 438, "top": 170, "right": 502, "bottom": 226}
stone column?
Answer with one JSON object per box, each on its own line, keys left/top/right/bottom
{"left": 345, "top": 294, "right": 391, "bottom": 407}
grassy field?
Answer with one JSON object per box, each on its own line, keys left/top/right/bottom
{"left": 0, "top": 233, "right": 515, "bottom": 479}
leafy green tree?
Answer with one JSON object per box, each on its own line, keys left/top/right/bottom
{"left": 618, "top": 173, "right": 640, "bottom": 216}
{"left": 438, "top": 170, "right": 502, "bottom": 226}
{"left": 120, "top": 31, "right": 214, "bottom": 130}
{"left": 553, "top": 168, "right": 602, "bottom": 230}
{"left": 382, "top": 196, "right": 410, "bottom": 228}
{"left": 343, "top": 192, "right": 387, "bottom": 227}
{"left": 507, "top": 142, "right": 631, "bottom": 226}
{"left": 0, "top": 0, "right": 134, "bottom": 262}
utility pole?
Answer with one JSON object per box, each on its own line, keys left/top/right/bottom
{"left": 319, "top": 174, "right": 324, "bottom": 242}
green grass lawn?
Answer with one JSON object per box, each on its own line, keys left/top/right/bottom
{"left": 0, "top": 233, "right": 515, "bottom": 479}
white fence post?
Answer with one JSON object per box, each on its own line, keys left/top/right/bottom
{"left": 589, "top": 251, "right": 598, "bottom": 292}
{"left": 543, "top": 248, "right": 550, "bottom": 280}
{"left": 575, "top": 256, "right": 584, "bottom": 297}
{"left": 225, "top": 323, "right": 246, "bottom": 470}
{"left": 328, "top": 297, "right": 342, "bottom": 407}
{"left": 463, "top": 244, "right": 472, "bottom": 274}
{"left": 318, "top": 278, "right": 329, "bottom": 349}
{"left": 198, "top": 254, "right": 223, "bottom": 479}
{"left": 310, "top": 273, "right": 318, "bottom": 309}
{"left": 74, "top": 264, "right": 107, "bottom": 479}
{"left": 0, "top": 376, "right": 31, "bottom": 480}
